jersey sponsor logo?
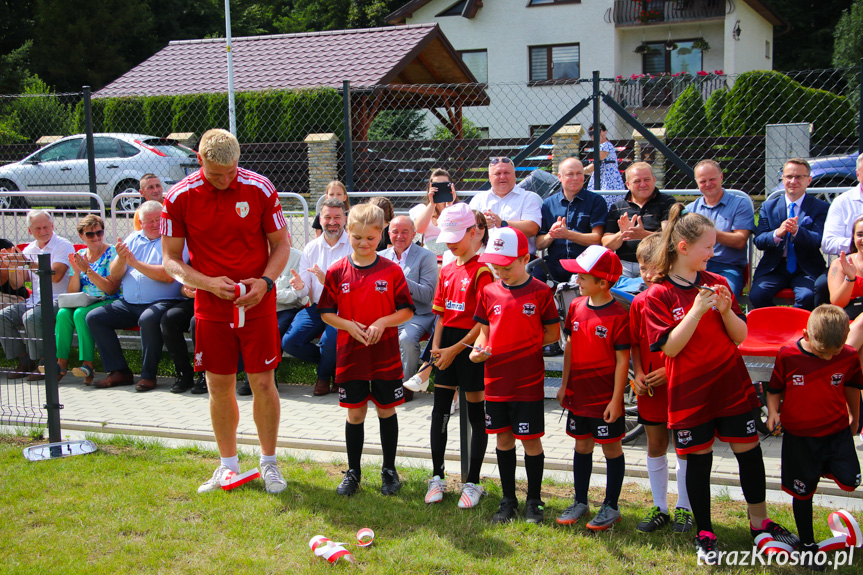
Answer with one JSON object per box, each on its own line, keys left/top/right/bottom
{"left": 446, "top": 300, "right": 466, "bottom": 312}
{"left": 444, "top": 279, "right": 451, "bottom": 288}
{"left": 235, "top": 202, "right": 250, "bottom": 218}
{"left": 792, "top": 374, "right": 805, "bottom": 386}
{"left": 518, "top": 422, "right": 529, "bottom": 435}
{"left": 595, "top": 325, "right": 608, "bottom": 338}
{"left": 793, "top": 479, "right": 807, "bottom": 494}
{"left": 597, "top": 425, "right": 609, "bottom": 437}
{"left": 195, "top": 351, "right": 203, "bottom": 367}
{"left": 460, "top": 278, "right": 470, "bottom": 292}
{"left": 831, "top": 373, "right": 844, "bottom": 387}
{"left": 492, "top": 238, "right": 505, "bottom": 250}
{"left": 672, "top": 307, "right": 685, "bottom": 321}
{"left": 375, "top": 280, "right": 388, "bottom": 293}
{"left": 341, "top": 282, "right": 350, "bottom": 294}
{"left": 745, "top": 419, "right": 756, "bottom": 435}
{"left": 677, "top": 429, "right": 693, "bottom": 445}
{"left": 572, "top": 320, "right": 579, "bottom": 331}
{"left": 522, "top": 303, "right": 536, "bottom": 316}
{"left": 492, "top": 304, "right": 502, "bottom": 315}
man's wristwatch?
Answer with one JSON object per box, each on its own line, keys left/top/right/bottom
{"left": 262, "top": 276, "right": 274, "bottom": 292}
{"left": 500, "top": 220, "right": 509, "bottom": 227}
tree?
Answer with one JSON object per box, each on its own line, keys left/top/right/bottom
{"left": 769, "top": 0, "right": 854, "bottom": 71}
{"left": 432, "top": 118, "right": 485, "bottom": 140}
{"left": 368, "top": 110, "right": 427, "bottom": 140}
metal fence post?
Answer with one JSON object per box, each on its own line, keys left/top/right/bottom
{"left": 83, "top": 86, "right": 98, "bottom": 210}
{"left": 37, "top": 253, "right": 61, "bottom": 446}
{"left": 592, "top": 71, "right": 602, "bottom": 191}
{"left": 342, "top": 80, "right": 354, "bottom": 192}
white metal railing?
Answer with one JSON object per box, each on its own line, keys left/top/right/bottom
{"left": 0, "top": 191, "right": 105, "bottom": 245}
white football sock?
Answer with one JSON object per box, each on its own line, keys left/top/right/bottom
{"left": 647, "top": 454, "right": 669, "bottom": 514}
{"left": 221, "top": 455, "right": 240, "bottom": 474}
{"left": 675, "top": 457, "right": 691, "bottom": 511}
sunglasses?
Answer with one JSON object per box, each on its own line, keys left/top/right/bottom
{"left": 490, "top": 157, "right": 513, "bottom": 165}
{"left": 83, "top": 229, "right": 104, "bottom": 239}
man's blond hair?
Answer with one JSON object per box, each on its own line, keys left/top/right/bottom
{"left": 198, "top": 129, "right": 240, "bottom": 166}
{"left": 347, "top": 203, "right": 384, "bottom": 231}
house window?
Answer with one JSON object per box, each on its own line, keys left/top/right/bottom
{"left": 642, "top": 40, "right": 703, "bottom": 75}
{"left": 437, "top": 0, "right": 467, "bottom": 16}
{"left": 765, "top": 40, "right": 771, "bottom": 59}
{"left": 529, "top": 43, "right": 579, "bottom": 84}
{"left": 460, "top": 50, "right": 488, "bottom": 84}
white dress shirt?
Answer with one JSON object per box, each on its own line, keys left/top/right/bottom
{"left": 295, "top": 230, "right": 351, "bottom": 304}
{"left": 468, "top": 185, "right": 543, "bottom": 253}
{"left": 822, "top": 184, "right": 863, "bottom": 255}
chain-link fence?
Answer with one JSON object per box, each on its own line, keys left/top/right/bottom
{"left": 0, "top": 67, "right": 860, "bottom": 243}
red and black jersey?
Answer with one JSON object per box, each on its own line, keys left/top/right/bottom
{"left": 644, "top": 271, "right": 758, "bottom": 429}
{"left": 433, "top": 256, "right": 493, "bottom": 329}
{"left": 474, "top": 277, "right": 558, "bottom": 402}
{"left": 318, "top": 255, "right": 414, "bottom": 383}
{"left": 162, "top": 167, "right": 288, "bottom": 322}
{"left": 562, "top": 297, "right": 631, "bottom": 418}
{"left": 630, "top": 290, "right": 668, "bottom": 423}
{"left": 767, "top": 341, "right": 863, "bottom": 437}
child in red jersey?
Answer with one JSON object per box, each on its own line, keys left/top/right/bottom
{"left": 424, "top": 203, "right": 494, "bottom": 508}
{"left": 644, "top": 203, "right": 798, "bottom": 564}
{"left": 554, "top": 245, "right": 630, "bottom": 532}
{"left": 766, "top": 305, "right": 862, "bottom": 561}
{"left": 470, "top": 227, "right": 559, "bottom": 524}
{"left": 319, "top": 203, "right": 415, "bottom": 497}
{"left": 631, "top": 234, "right": 693, "bottom": 534}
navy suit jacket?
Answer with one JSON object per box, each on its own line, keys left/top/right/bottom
{"left": 378, "top": 244, "right": 437, "bottom": 316}
{"left": 753, "top": 193, "right": 828, "bottom": 280}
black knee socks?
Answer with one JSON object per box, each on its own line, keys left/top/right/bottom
{"left": 734, "top": 445, "right": 767, "bottom": 505}
{"left": 525, "top": 452, "right": 544, "bottom": 501}
{"left": 605, "top": 454, "right": 625, "bottom": 510}
{"left": 379, "top": 414, "right": 398, "bottom": 471}
{"left": 466, "top": 399, "right": 488, "bottom": 484}
{"left": 497, "top": 448, "right": 517, "bottom": 500}
{"left": 430, "top": 387, "right": 455, "bottom": 478}
{"left": 686, "top": 451, "right": 714, "bottom": 534}
{"left": 573, "top": 451, "right": 592, "bottom": 505}
{"left": 345, "top": 421, "right": 364, "bottom": 480}
{"left": 793, "top": 497, "right": 815, "bottom": 545}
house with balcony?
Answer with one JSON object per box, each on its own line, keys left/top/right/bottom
{"left": 386, "top": 0, "right": 784, "bottom": 137}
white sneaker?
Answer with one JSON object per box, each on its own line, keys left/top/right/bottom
{"left": 458, "top": 482, "right": 485, "bottom": 509}
{"left": 404, "top": 374, "right": 429, "bottom": 392}
{"left": 261, "top": 462, "right": 287, "bottom": 494}
{"left": 425, "top": 475, "right": 447, "bottom": 504}
{"left": 198, "top": 465, "right": 234, "bottom": 493}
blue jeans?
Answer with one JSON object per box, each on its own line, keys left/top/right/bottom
{"left": 281, "top": 304, "right": 336, "bottom": 380}
{"left": 87, "top": 299, "right": 180, "bottom": 380}
{"left": 706, "top": 261, "right": 746, "bottom": 298}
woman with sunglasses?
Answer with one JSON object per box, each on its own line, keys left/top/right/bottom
{"left": 54, "top": 215, "right": 120, "bottom": 383}
{"left": 584, "top": 124, "right": 626, "bottom": 204}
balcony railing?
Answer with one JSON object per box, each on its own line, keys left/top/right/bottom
{"left": 611, "top": 0, "right": 726, "bottom": 26}
{"left": 611, "top": 74, "right": 728, "bottom": 108}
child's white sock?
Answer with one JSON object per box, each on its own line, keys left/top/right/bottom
{"left": 221, "top": 455, "right": 240, "bottom": 474}
{"left": 676, "top": 458, "right": 691, "bottom": 511}
{"left": 260, "top": 454, "right": 277, "bottom": 466}
{"left": 647, "top": 454, "right": 669, "bottom": 514}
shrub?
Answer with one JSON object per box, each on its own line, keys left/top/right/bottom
{"left": 103, "top": 97, "right": 147, "bottom": 134}
{"left": 432, "top": 117, "right": 484, "bottom": 139}
{"left": 665, "top": 85, "right": 707, "bottom": 137}
{"left": 10, "top": 75, "right": 74, "bottom": 140}
{"left": 704, "top": 87, "right": 727, "bottom": 136}
{"left": 143, "top": 96, "right": 174, "bottom": 138}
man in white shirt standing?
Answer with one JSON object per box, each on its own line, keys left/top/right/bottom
{"left": 0, "top": 210, "right": 74, "bottom": 379}
{"left": 283, "top": 198, "right": 351, "bottom": 396}
{"left": 469, "top": 157, "right": 542, "bottom": 255}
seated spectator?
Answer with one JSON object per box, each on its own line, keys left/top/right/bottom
{"left": 827, "top": 215, "right": 863, "bottom": 319}
{"left": 0, "top": 210, "right": 74, "bottom": 379}
{"left": 159, "top": 284, "right": 199, "bottom": 394}
{"left": 688, "top": 159, "right": 755, "bottom": 297}
{"left": 534, "top": 157, "right": 607, "bottom": 283}
{"left": 0, "top": 239, "right": 28, "bottom": 304}
{"left": 55, "top": 215, "right": 120, "bottom": 384}
{"left": 275, "top": 246, "right": 310, "bottom": 338}
{"left": 312, "top": 180, "right": 350, "bottom": 238}
{"left": 282, "top": 198, "right": 351, "bottom": 396}
{"left": 133, "top": 174, "right": 164, "bottom": 230}
{"left": 87, "top": 201, "right": 187, "bottom": 391}
{"left": 410, "top": 169, "right": 457, "bottom": 255}
{"left": 601, "top": 162, "right": 675, "bottom": 280}
{"left": 750, "top": 158, "right": 828, "bottom": 310}
{"left": 379, "top": 215, "right": 438, "bottom": 402}
{"left": 370, "top": 196, "right": 394, "bottom": 251}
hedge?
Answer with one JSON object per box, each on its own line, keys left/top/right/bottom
{"left": 665, "top": 84, "right": 707, "bottom": 137}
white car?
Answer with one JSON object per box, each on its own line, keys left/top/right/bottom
{"left": 0, "top": 133, "right": 199, "bottom": 210}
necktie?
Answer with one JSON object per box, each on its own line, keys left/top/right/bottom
{"left": 786, "top": 203, "right": 797, "bottom": 274}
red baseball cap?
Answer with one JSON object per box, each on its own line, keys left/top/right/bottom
{"left": 560, "top": 245, "right": 622, "bottom": 283}
{"left": 479, "top": 227, "right": 528, "bottom": 266}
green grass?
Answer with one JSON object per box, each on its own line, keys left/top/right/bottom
{"left": 2, "top": 434, "right": 859, "bottom": 574}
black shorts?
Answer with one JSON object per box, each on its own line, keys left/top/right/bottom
{"left": 338, "top": 379, "right": 405, "bottom": 409}
{"left": 485, "top": 400, "right": 545, "bottom": 439}
{"left": 781, "top": 428, "right": 862, "bottom": 500}
{"left": 638, "top": 415, "right": 667, "bottom": 426}
{"left": 672, "top": 410, "right": 759, "bottom": 455}
{"left": 566, "top": 412, "right": 625, "bottom": 444}
{"left": 433, "top": 326, "right": 485, "bottom": 393}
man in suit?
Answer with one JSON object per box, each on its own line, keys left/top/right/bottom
{"left": 749, "top": 158, "right": 829, "bottom": 310}
{"left": 380, "top": 215, "right": 438, "bottom": 401}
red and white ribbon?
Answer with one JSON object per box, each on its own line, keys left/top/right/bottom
{"left": 818, "top": 510, "right": 862, "bottom": 552}
{"left": 219, "top": 467, "right": 260, "bottom": 490}
{"left": 754, "top": 533, "right": 794, "bottom": 556}
{"left": 231, "top": 283, "right": 246, "bottom": 329}
{"left": 309, "top": 528, "right": 375, "bottom": 564}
